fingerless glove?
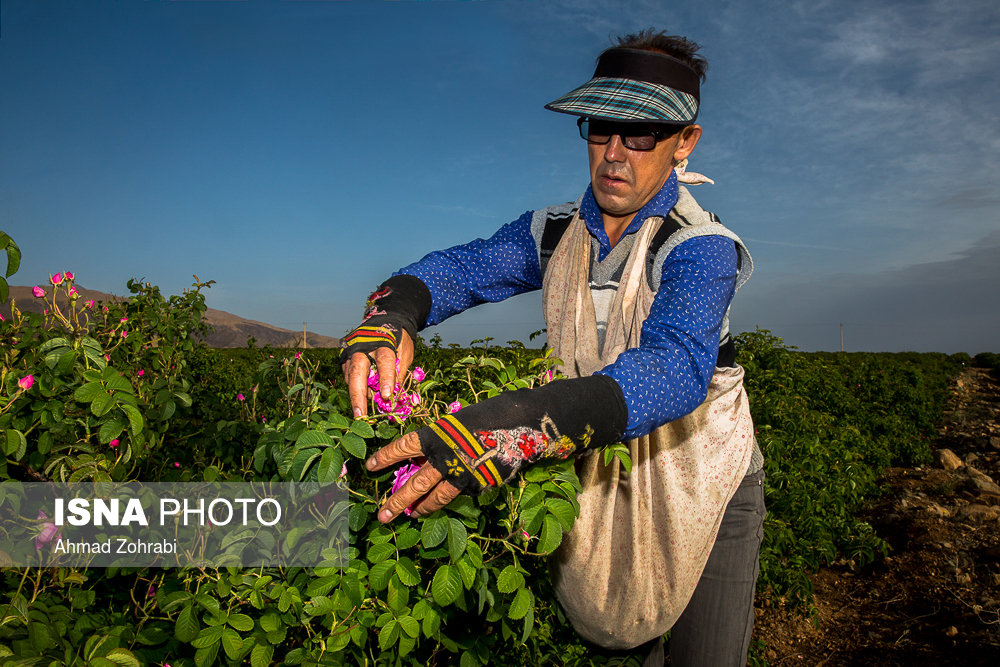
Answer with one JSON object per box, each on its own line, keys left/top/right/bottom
{"left": 418, "top": 374, "right": 628, "bottom": 494}
{"left": 339, "top": 275, "right": 432, "bottom": 364}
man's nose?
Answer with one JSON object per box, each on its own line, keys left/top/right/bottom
{"left": 603, "top": 134, "right": 628, "bottom": 162}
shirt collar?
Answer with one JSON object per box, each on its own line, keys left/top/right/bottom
{"left": 579, "top": 169, "right": 680, "bottom": 259}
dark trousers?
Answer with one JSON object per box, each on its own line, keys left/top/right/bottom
{"left": 631, "top": 469, "right": 767, "bottom": 667}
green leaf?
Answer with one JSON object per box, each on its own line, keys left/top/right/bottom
{"left": 3, "top": 236, "right": 21, "bottom": 277}
{"left": 520, "top": 504, "right": 545, "bottom": 535}
{"left": 378, "top": 620, "right": 400, "bottom": 651}
{"left": 398, "top": 615, "right": 420, "bottom": 639}
{"left": 497, "top": 565, "right": 524, "bottom": 594}
{"left": 90, "top": 390, "right": 114, "bottom": 417}
{"left": 37, "top": 337, "right": 70, "bottom": 356}
{"left": 537, "top": 514, "right": 563, "bottom": 554}
{"left": 105, "top": 375, "right": 133, "bottom": 394}
{"left": 369, "top": 559, "right": 396, "bottom": 591}
{"left": 228, "top": 613, "right": 254, "bottom": 632}
{"left": 4, "top": 430, "right": 25, "bottom": 458}
{"left": 99, "top": 419, "right": 125, "bottom": 444}
{"left": 250, "top": 643, "right": 274, "bottom": 667}
{"left": 175, "top": 604, "right": 199, "bottom": 642}
{"left": 349, "top": 419, "right": 375, "bottom": 438}
{"left": 221, "top": 627, "right": 242, "bottom": 660}
{"left": 74, "top": 382, "right": 105, "bottom": 403}
{"left": 289, "top": 448, "right": 321, "bottom": 481}
{"left": 316, "top": 447, "right": 344, "bottom": 483}
{"left": 259, "top": 612, "right": 280, "bottom": 634}
{"left": 295, "top": 430, "right": 333, "bottom": 448}
{"left": 103, "top": 649, "right": 140, "bottom": 667}
{"left": 120, "top": 404, "right": 144, "bottom": 438}
{"left": 545, "top": 497, "right": 577, "bottom": 532}
{"left": 507, "top": 588, "right": 532, "bottom": 620}
{"left": 341, "top": 432, "right": 367, "bottom": 459}
{"left": 431, "top": 564, "right": 461, "bottom": 606}
{"left": 420, "top": 515, "right": 448, "bottom": 549}
{"left": 367, "top": 542, "right": 396, "bottom": 564}
{"left": 447, "top": 517, "right": 467, "bottom": 562}
{"left": 191, "top": 624, "right": 223, "bottom": 649}
{"left": 395, "top": 557, "right": 420, "bottom": 587}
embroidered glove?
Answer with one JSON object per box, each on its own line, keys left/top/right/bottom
{"left": 339, "top": 275, "right": 432, "bottom": 364}
{"left": 418, "top": 374, "right": 628, "bottom": 494}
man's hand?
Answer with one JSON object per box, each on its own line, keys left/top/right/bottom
{"left": 366, "top": 430, "right": 460, "bottom": 523}
{"left": 342, "top": 329, "right": 414, "bottom": 418}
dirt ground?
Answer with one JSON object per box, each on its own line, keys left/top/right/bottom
{"left": 752, "top": 365, "right": 1000, "bottom": 666}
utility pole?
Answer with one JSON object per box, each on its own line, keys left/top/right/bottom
{"left": 840, "top": 323, "right": 844, "bottom": 352}
{"left": 302, "top": 322, "right": 308, "bottom": 349}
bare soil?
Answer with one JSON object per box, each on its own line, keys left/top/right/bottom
{"left": 753, "top": 365, "right": 1000, "bottom": 666}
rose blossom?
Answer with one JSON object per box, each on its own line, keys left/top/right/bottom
{"left": 237, "top": 393, "right": 245, "bottom": 402}
{"left": 50, "top": 272, "right": 63, "bottom": 286}
{"left": 18, "top": 375, "right": 34, "bottom": 391}
{"left": 109, "top": 439, "right": 120, "bottom": 448}
{"left": 411, "top": 367, "right": 425, "bottom": 382}
{"left": 65, "top": 271, "right": 74, "bottom": 281}
{"left": 32, "top": 286, "right": 45, "bottom": 298}
{"left": 35, "top": 511, "right": 61, "bottom": 550}
{"left": 448, "top": 401, "right": 462, "bottom": 414}
{"left": 391, "top": 462, "right": 421, "bottom": 516}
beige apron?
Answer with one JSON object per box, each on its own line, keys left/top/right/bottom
{"left": 543, "top": 208, "right": 755, "bottom": 650}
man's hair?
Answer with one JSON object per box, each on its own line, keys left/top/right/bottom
{"left": 604, "top": 29, "right": 707, "bottom": 82}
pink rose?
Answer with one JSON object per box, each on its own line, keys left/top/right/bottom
{"left": 50, "top": 272, "right": 63, "bottom": 286}
{"left": 109, "top": 439, "right": 120, "bottom": 448}
{"left": 410, "top": 392, "right": 422, "bottom": 405}
{"left": 448, "top": 401, "right": 462, "bottom": 414}
{"left": 121, "top": 330, "right": 127, "bottom": 339}
{"left": 237, "top": 393, "right": 245, "bottom": 402}
{"left": 411, "top": 367, "right": 425, "bottom": 382}
{"left": 68, "top": 287, "right": 77, "bottom": 296}
{"left": 65, "top": 271, "right": 74, "bottom": 281}
{"left": 32, "top": 286, "right": 45, "bottom": 298}
{"left": 173, "top": 462, "right": 180, "bottom": 468}
{"left": 391, "top": 462, "right": 421, "bottom": 516}
{"left": 35, "top": 511, "right": 61, "bottom": 550}
{"left": 18, "top": 375, "right": 34, "bottom": 391}
{"left": 295, "top": 352, "right": 302, "bottom": 360}
{"left": 0, "top": 314, "right": 4, "bottom": 322}
{"left": 120, "top": 317, "right": 128, "bottom": 323}
{"left": 340, "top": 463, "right": 348, "bottom": 479}
{"left": 137, "top": 370, "right": 145, "bottom": 377}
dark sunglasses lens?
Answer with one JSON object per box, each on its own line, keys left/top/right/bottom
{"left": 623, "top": 135, "right": 657, "bottom": 150}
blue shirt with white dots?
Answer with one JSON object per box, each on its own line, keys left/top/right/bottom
{"left": 395, "top": 177, "right": 737, "bottom": 439}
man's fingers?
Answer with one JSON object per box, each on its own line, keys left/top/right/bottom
{"left": 410, "top": 480, "right": 461, "bottom": 518}
{"left": 396, "top": 330, "right": 415, "bottom": 383}
{"left": 374, "top": 346, "right": 397, "bottom": 400}
{"left": 377, "top": 463, "right": 441, "bottom": 523}
{"left": 366, "top": 431, "right": 424, "bottom": 472}
{"left": 344, "top": 353, "right": 372, "bottom": 418}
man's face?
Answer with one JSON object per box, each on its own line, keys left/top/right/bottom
{"left": 588, "top": 123, "right": 701, "bottom": 224}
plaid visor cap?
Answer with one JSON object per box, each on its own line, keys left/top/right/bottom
{"left": 545, "top": 47, "right": 700, "bottom": 124}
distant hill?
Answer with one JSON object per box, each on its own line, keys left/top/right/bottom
{"left": 2, "top": 285, "right": 341, "bottom": 349}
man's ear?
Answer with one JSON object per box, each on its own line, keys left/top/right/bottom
{"left": 673, "top": 125, "right": 702, "bottom": 163}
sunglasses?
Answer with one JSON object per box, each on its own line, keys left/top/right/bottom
{"left": 577, "top": 118, "right": 683, "bottom": 151}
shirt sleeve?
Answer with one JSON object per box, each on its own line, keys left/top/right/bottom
{"left": 595, "top": 234, "right": 738, "bottom": 439}
{"left": 393, "top": 211, "right": 542, "bottom": 327}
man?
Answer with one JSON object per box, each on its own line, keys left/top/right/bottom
{"left": 340, "top": 29, "right": 765, "bottom": 667}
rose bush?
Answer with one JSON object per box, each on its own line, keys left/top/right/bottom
{"left": 0, "top": 231, "right": 969, "bottom": 665}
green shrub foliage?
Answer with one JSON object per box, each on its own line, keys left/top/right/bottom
{"left": 0, "top": 234, "right": 969, "bottom": 665}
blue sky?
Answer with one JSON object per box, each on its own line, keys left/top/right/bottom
{"left": 3, "top": 0, "right": 998, "bottom": 353}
